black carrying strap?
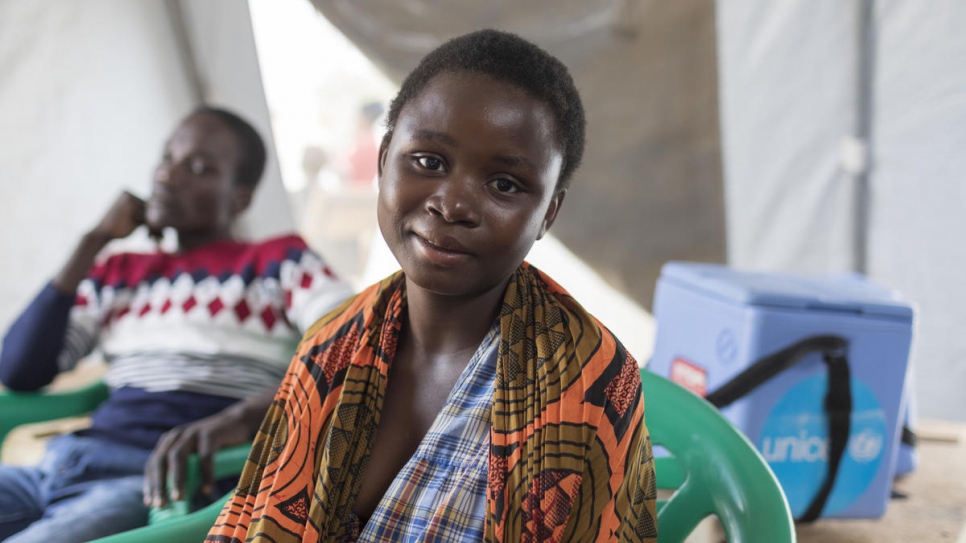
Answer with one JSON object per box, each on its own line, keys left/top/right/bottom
{"left": 901, "top": 425, "right": 917, "bottom": 447}
{"left": 704, "top": 335, "right": 852, "bottom": 523}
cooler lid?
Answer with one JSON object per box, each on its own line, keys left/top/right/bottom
{"left": 660, "top": 261, "right": 914, "bottom": 320}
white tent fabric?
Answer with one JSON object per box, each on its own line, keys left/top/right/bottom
{"left": 717, "top": 0, "right": 966, "bottom": 420}
{"left": 869, "top": 0, "right": 966, "bottom": 422}
{"left": 717, "top": 0, "right": 860, "bottom": 274}
{"left": 0, "top": 0, "right": 290, "bottom": 332}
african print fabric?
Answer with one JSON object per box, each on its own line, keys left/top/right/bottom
{"left": 206, "top": 263, "right": 657, "bottom": 543}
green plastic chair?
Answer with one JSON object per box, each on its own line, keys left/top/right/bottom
{"left": 643, "top": 369, "right": 796, "bottom": 542}
{"left": 0, "top": 382, "right": 250, "bottom": 543}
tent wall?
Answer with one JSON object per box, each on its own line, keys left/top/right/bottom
{"left": 717, "top": 1, "right": 859, "bottom": 273}
{"left": 0, "top": 0, "right": 287, "bottom": 334}
{"left": 717, "top": 0, "right": 966, "bottom": 420}
{"left": 868, "top": 1, "right": 966, "bottom": 421}
{"left": 0, "top": 0, "right": 196, "bottom": 332}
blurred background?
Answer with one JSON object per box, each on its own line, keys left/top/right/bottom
{"left": 0, "top": 0, "right": 963, "bottom": 427}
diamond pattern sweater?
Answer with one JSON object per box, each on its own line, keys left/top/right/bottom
{"left": 0, "top": 234, "right": 353, "bottom": 449}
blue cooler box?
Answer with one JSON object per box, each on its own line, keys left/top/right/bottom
{"left": 648, "top": 262, "right": 915, "bottom": 520}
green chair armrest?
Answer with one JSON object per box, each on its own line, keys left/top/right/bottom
{"left": 0, "top": 381, "right": 110, "bottom": 445}
{"left": 90, "top": 442, "right": 252, "bottom": 543}
{"left": 148, "top": 442, "right": 252, "bottom": 525}
{"left": 91, "top": 491, "right": 233, "bottom": 543}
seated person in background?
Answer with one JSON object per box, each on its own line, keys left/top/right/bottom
{"left": 207, "top": 30, "right": 657, "bottom": 543}
{"left": 0, "top": 106, "right": 353, "bottom": 543}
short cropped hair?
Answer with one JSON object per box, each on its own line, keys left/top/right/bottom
{"left": 384, "top": 29, "right": 586, "bottom": 189}
{"left": 193, "top": 106, "right": 267, "bottom": 190}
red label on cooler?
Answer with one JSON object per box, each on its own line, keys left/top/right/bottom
{"left": 671, "top": 357, "right": 708, "bottom": 396}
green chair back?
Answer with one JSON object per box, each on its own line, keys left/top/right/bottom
{"left": 642, "top": 369, "right": 796, "bottom": 542}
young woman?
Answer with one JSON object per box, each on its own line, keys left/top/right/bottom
{"left": 207, "top": 29, "right": 657, "bottom": 543}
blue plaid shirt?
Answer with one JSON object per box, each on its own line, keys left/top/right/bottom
{"left": 353, "top": 325, "right": 498, "bottom": 542}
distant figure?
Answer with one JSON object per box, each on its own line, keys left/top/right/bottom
{"left": 207, "top": 30, "right": 657, "bottom": 543}
{"left": 0, "top": 106, "right": 353, "bottom": 542}
{"left": 344, "top": 101, "right": 384, "bottom": 188}
{"left": 301, "top": 144, "right": 341, "bottom": 192}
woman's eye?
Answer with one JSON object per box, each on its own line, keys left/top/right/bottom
{"left": 416, "top": 156, "right": 445, "bottom": 172}
{"left": 491, "top": 178, "right": 520, "bottom": 193}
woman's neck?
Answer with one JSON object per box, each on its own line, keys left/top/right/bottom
{"left": 402, "top": 276, "right": 509, "bottom": 358}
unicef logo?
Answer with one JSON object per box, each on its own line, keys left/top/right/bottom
{"left": 758, "top": 375, "right": 888, "bottom": 517}
{"left": 849, "top": 428, "right": 883, "bottom": 463}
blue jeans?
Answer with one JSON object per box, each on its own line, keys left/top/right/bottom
{"left": 0, "top": 433, "right": 151, "bottom": 542}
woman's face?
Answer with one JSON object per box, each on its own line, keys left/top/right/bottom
{"left": 377, "top": 72, "right": 566, "bottom": 299}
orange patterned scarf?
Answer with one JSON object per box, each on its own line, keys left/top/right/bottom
{"left": 206, "top": 263, "right": 656, "bottom": 542}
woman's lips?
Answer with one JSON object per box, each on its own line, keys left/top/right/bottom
{"left": 412, "top": 232, "right": 472, "bottom": 267}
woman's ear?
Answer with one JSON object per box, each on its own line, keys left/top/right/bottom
{"left": 537, "top": 188, "right": 567, "bottom": 240}
{"left": 377, "top": 132, "right": 392, "bottom": 178}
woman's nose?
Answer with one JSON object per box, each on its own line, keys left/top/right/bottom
{"left": 425, "top": 178, "right": 480, "bottom": 225}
